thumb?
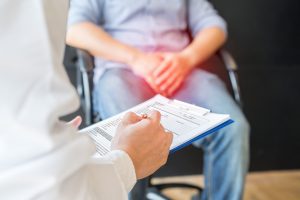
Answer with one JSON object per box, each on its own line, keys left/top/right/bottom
{"left": 148, "top": 110, "right": 161, "bottom": 124}
{"left": 68, "top": 116, "right": 82, "bottom": 128}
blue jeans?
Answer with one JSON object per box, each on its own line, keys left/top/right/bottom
{"left": 94, "top": 66, "right": 250, "bottom": 200}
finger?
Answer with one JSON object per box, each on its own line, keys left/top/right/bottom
{"left": 159, "top": 124, "right": 166, "bottom": 131}
{"left": 159, "top": 70, "right": 180, "bottom": 92}
{"left": 146, "top": 75, "right": 167, "bottom": 95}
{"left": 165, "top": 131, "right": 174, "bottom": 146}
{"left": 145, "top": 76, "right": 160, "bottom": 93}
{"left": 167, "top": 77, "right": 184, "bottom": 96}
{"left": 122, "top": 112, "right": 142, "bottom": 125}
{"left": 167, "top": 78, "right": 183, "bottom": 97}
{"left": 68, "top": 116, "right": 82, "bottom": 128}
{"left": 148, "top": 110, "right": 161, "bottom": 124}
{"left": 160, "top": 153, "right": 169, "bottom": 166}
{"left": 152, "top": 58, "right": 171, "bottom": 78}
{"left": 154, "top": 63, "right": 177, "bottom": 86}
{"left": 161, "top": 133, "right": 173, "bottom": 164}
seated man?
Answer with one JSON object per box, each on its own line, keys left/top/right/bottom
{"left": 67, "top": 0, "right": 250, "bottom": 199}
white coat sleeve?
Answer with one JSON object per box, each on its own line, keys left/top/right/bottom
{"left": 0, "top": 0, "right": 136, "bottom": 199}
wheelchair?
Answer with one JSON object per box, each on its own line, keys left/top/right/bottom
{"left": 74, "top": 48, "right": 243, "bottom": 200}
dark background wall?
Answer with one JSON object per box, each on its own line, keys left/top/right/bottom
{"left": 212, "top": 0, "right": 300, "bottom": 171}
{"left": 64, "top": 0, "right": 300, "bottom": 176}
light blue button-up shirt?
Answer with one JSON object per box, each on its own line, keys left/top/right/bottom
{"left": 68, "top": 0, "right": 227, "bottom": 80}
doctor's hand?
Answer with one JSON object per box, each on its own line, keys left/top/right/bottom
{"left": 111, "top": 111, "right": 173, "bottom": 179}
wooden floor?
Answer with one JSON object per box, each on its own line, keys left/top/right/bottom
{"left": 152, "top": 170, "right": 300, "bottom": 200}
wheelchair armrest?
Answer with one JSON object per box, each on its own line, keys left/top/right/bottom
{"left": 76, "top": 49, "right": 95, "bottom": 73}
{"left": 218, "top": 49, "right": 243, "bottom": 107}
{"left": 75, "top": 49, "right": 95, "bottom": 125}
{"left": 219, "top": 49, "right": 238, "bottom": 72}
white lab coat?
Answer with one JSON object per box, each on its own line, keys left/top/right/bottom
{"left": 0, "top": 0, "right": 136, "bottom": 199}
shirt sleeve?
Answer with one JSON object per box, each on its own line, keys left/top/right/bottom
{"left": 68, "top": 0, "right": 104, "bottom": 26}
{"left": 187, "top": 0, "right": 227, "bottom": 37}
{"left": 102, "top": 150, "right": 137, "bottom": 192}
{"left": 66, "top": 150, "right": 137, "bottom": 200}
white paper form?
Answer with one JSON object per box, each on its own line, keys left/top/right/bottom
{"left": 80, "top": 95, "right": 230, "bottom": 156}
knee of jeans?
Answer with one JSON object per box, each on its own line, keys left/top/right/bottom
{"left": 227, "top": 114, "right": 250, "bottom": 149}
{"left": 97, "top": 75, "right": 123, "bottom": 93}
{"left": 190, "top": 69, "right": 220, "bottom": 85}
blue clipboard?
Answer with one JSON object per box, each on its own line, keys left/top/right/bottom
{"left": 170, "top": 119, "right": 234, "bottom": 154}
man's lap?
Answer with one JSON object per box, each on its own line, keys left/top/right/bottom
{"left": 93, "top": 67, "right": 156, "bottom": 119}
{"left": 93, "top": 66, "right": 244, "bottom": 123}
